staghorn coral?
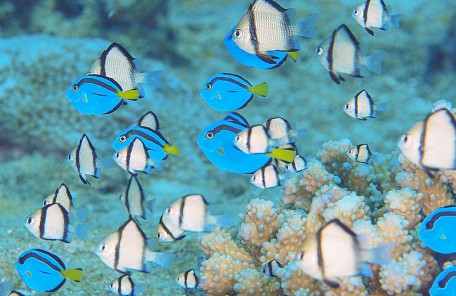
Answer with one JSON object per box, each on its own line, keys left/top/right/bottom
{"left": 384, "top": 188, "right": 423, "bottom": 228}
{"left": 199, "top": 227, "right": 253, "bottom": 262}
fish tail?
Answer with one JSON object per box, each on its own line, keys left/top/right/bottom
{"left": 60, "top": 268, "right": 83, "bottom": 282}
{"left": 211, "top": 213, "right": 237, "bottom": 229}
{"left": 141, "top": 70, "right": 163, "bottom": 88}
{"left": 363, "top": 242, "right": 395, "bottom": 265}
{"left": 294, "top": 14, "right": 318, "bottom": 38}
{"left": 364, "top": 52, "right": 387, "bottom": 75}
{"left": 73, "top": 223, "right": 89, "bottom": 240}
{"left": 247, "top": 82, "right": 269, "bottom": 97}
{"left": 163, "top": 143, "right": 179, "bottom": 156}
{"left": 116, "top": 89, "right": 140, "bottom": 100}
{"left": 146, "top": 251, "right": 176, "bottom": 270}
{"left": 74, "top": 209, "right": 89, "bottom": 223}
{"left": 146, "top": 198, "right": 155, "bottom": 214}
{"left": 389, "top": 14, "right": 402, "bottom": 28}
{"left": 293, "top": 128, "right": 308, "bottom": 140}
{"left": 375, "top": 103, "right": 387, "bottom": 112}
{"left": 267, "top": 148, "right": 296, "bottom": 163}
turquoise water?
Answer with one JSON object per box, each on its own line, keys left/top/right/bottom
{"left": 0, "top": 0, "right": 455, "bottom": 295}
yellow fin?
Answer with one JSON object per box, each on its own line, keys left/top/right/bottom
{"left": 267, "top": 148, "right": 296, "bottom": 163}
{"left": 60, "top": 268, "right": 83, "bottom": 282}
{"left": 247, "top": 83, "right": 269, "bottom": 97}
{"left": 164, "top": 143, "right": 179, "bottom": 156}
{"left": 116, "top": 89, "right": 139, "bottom": 100}
{"left": 286, "top": 51, "right": 298, "bottom": 62}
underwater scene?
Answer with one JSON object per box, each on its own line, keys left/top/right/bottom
{"left": 1, "top": 0, "right": 456, "bottom": 295}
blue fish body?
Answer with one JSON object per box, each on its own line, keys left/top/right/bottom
{"left": 224, "top": 26, "right": 287, "bottom": 69}
{"left": 14, "top": 249, "right": 81, "bottom": 292}
{"left": 418, "top": 205, "right": 456, "bottom": 254}
{"left": 66, "top": 74, "right": 124, "bottom": 115}
{"left": 201, "top": 73, "right": 254, "bottom": 111}
{"left": 430, "top": 265, "right": 456, "bottom": 296}
{"left": 113, "top": 126, "right": 169, "bottom": 161}
{"left": 197, "top": 113, "right": 271, "bottom": 174}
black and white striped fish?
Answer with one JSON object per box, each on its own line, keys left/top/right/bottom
{"left": 68, "top": 134, "right": 101, "bottom": 185}
{"left": 347, "top": 144, "right": 373, "bottom": 164}
{"left": 352, "top": 0, "right": 401, "bottom": 36}
{"left": 251, "top": 164, "right": 287, "bottom": 189}
{"left": 113, "top": 138, "right": 162, "bottom": 175}
{"left": 109, "top": 274, "right": 144, "bottom": 296}
{"left": 156, "top": 214, "right": 186, "bottom": 242}
{"left": 176, "top": 269, "right": 200, "bottom": 290}
{"left": 120, "top": 176, "right": 154, "bottom": 220}
{"left": 343, "top": 90, "right": 386, "bottom": 120}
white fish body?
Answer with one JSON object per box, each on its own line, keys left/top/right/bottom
{"left": 42, "top": 183, "right": 88, "bottom": 222}
{"left": 251, "top": 165, "right": 285, "bottom": 189}
{"left": 353, "top": 0, "right": 401, "bottom": 35}
{"left": 347, "top": 144, "right": 373, "bottom": 164}
{"left": 156, "top": 214, "right": 186, "bottom": 242}
{"left": 68, "top": 134, "right": 100, "bottom": 185}
{"left": 109, "top": 274, "right": 144, "bottom": 296}
{"left": 95, "top": 219, "right": 176, "bottom": 273}
{"left": 176, "top": 269, "right": 199, "bottom": 290}
{"left": 113, "top": 138, "right": 159, "bottom": 175}
{"left": 344, "top": 90, "right": 386, "bottom": 120}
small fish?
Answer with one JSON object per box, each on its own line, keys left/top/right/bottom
{"left": 261, "top": 259, "right": 283, "bottom": 277}
{"left": 156, "top": 214, "right": 186, "bottom": 242}
{"left": 251, "top": 164, "right": 287, "bottom": 189}
{"left": 68, "top": 134, "right": 101, "bottom": 185}
{"left": 96, "top": 218, "right": 176, "bottom": 273}
{"left": 398, "top": 108, "right": 456, "bottom": 176}
{"left": 263, "top": 117, "right": 307, "bottom": 143}
{"left": 429, "top": 265, "right": 456, "bottom": 296}
{"left": 66, "top": 74, "right": 136, "bottom": 115}
{"left": 344, "top": 90, "right": 386, "bottom": 120}
{"left": 224, "top": 25, "right": 288, "bottom": 69}
{"left": 296, "top": 219, "right": 394, "bottom": 288}
{"left": 197, "top": 113, "right": 272, "bottom": 174}
{"left": 120, "top": 176, "right": 154, "bottom": 220}
{"left": 109, "top": 274, "right": 144, "bottom": 296}
{"left": 347, "top": 144, "right": 373, "bottom": 164}
{"left": 419, "top": 205, "right": 456, "bottom": 254}
{"left": 24, "top": 203, "right": 88, "bottom": 243}
{"left": 89, "top": 42, "right": 162, "bottom": 98}
{"left": 42, "top": 183, "right": 88, "bottom": 222}
{"left": 176, "top": 269, "right": 200, "bottom": 290}
{"left": 316, "top": 24, "right": 386, "bottom": 84}
{"left": 352, "top": 0, "right": 401, "bottom": 36}
{"left": 135, "top": 111, "right": 160, "bottom": 131}
{"left": 14, "top": 248, "right": 83, "bottom": 293}
{"left": 282, "top": 154, "right": 307, "bottom": 173}
{"left": 113, "top": 138, "right": 161, "bottom": 175}
{"left": 232, "top": 0, "right": 317, "bottom": 64}
{"left": 163, "top": 194, "right": 234, "bottom": 232}
{"left": 200, "top": 73, "right": 268, "bottom": 111}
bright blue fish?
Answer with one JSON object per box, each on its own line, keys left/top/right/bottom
{"left": 66, "top": 74, "right": 139, "bottom": 115}
{"left": 429, "top": 265, "right": 456, "bottom": 296}
{"left": 197, "top": 113, "right": 271, "bottom": 174}
{"left": 112, "top": 126, "right": 179, "bottom": 161}
{"left": 418, "top": 205, "right": 456, "bottom": 254}
{"left": 200, "top": 73, "right": 269, "bottom": 111}
{"left": 14, "top": 248, "right": 83, "bottom": 293}
{"left": 224, "top": 26, "right": 287, "bottom": 69}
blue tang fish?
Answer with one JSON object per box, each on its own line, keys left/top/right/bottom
{"left": 66, "top": 74, "right": 139, "bottom": 115}
{"left": 224, "top": 26, "right": 288, "bottom": 69}
{"left": 429, "top": 265, "right": 456, "bottom": 296}
{"left": 200, "top": 73, "right": 268, "bottom": 111}
{"left": 419, "top": 205, "right": 456, "bottom": 254}
{"left": 14, "top": 248, "right": 83, "bottom": 293}
{"left": 197, "top": 113, "right": 271, "bottom": 174}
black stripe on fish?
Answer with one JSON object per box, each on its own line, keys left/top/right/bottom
{"left": 85, "top": 134, "right": 99, "bottom": 179}
{"left": 100, "top": 43, "right": 136, "bottom": 76}
{"left": 425, "top": 210, "right": 456, "bottom": 230}
{"left": 224, "top": 113, "right": 249, "bottom": 127}
{"left": 75, "top": 135, "right": 85, "bottom": 184}
{"left": 103, "top": 100, "right": 124, "bottom": 115}
{"left": 158, "top": 215, "right": 185, "bottom": 241}
{"left": 78, "top": 75, "right": 122, "bottom": 93}
{"left": 126, "top": 139, "right": 135, "bottom": 175}
{"left": 327, "top": 28, "right": 339, "bottom": 84}
{"left": 125, "top": 127, "right": 169, "bottom": 146}
{"left": 340, "top": 25, "right": 363, "bottom": 78}
{"left": 438, "top": 270, "right": 456, "bottom": 288}
{"left": 179, "top": 195, "right": 187, "bottom": 228}
{"left": 365, "top": 91, "right": 375, "bottom": 117}
{"left": 211, "top": 74, "right": 251, "bottom": 89}
{"left": 59, "top": 204, "right": 70, "bottom": 243}
{"left": 356, "top": 144, "right": 372, "bottom": 164}
{"left": 137, "top": 111, "right": 160, "bottom": 130}
{"left": 247, "top": 126, "right": 253, "bottom": 153}
{"left": 354, "top": 91, "right": 360, "bottom": 119}
{"left": 261, "top": 166, "right": 267, "bottom": 188}
{"left": 126, "top": 275, "right": 135, "bottom": 294}
{"left": 273, "top": 165, "right": 281, "bottom": 186}
{"left": 363, "top": 0, "right": 375, "bottom": 35}
{"left": 39, "top": 206, "right": 48, "bottom": 240}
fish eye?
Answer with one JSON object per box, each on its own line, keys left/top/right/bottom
{"left": 402, "top": 135, "right": 408, "bottom": 143}
{"left": 316, "top": 47, "right": 323, "bottom": 56}
{"left": 72, "top": 84, "right": 79, "bottom": 92}
{"left": 235, "top": 135, "right": 241, "bottom": 142}
{"left": 26, "top": 217, "right": 33, "bottom": 224}
{"left": 110, "top": 283, "right": 114, "bottom": 288}
{"left": 285, "top": 164, "right": 291, "bottom": 170}
{"left": 43, "top": 201, "right": 47, "bottom": 206}
{"left": 251, "top": 176, "right": 256, "bottom": 182}
{"left": 100, "top": 243, "right": 108, "bottom": 252}
{"left": 354, "top": 9, "right": 359, "bottom": 15}
{"left": 344, "top": 104, "right": 351, "bottom": 110}
{"left": 68, "top": 154, "right": 72, "bottom": 161}
{"left": 116, "top": 152, "right": 121, "bottom": 159}
{"left": 205, "top": 83, "right": 212, "bottom": 90}
{"left": 157, "top": 232, "right": 162, "bottom": 239}
{"left": 167, "top": 207, "right": 171, "bottom": 214}
{"left": 347, "top": 149, "right": 353, "bottom": 155}
{"left": 233, "top": 29, "right": 243, "bottom": 39}
{"left": 206, "top": 132, "right": 214, "bottom": 139}
{"left": 119, "top": 135, "right": 127, "bottom": 142}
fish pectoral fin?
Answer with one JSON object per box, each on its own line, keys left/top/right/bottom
{"left": 60, "top": 268, "right": 83, "bottom": 282}
{"left": 323, "top": 278, "right": 340, "bottom": 289}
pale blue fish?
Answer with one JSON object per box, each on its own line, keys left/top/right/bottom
{"left": 429, "top": 265, "right": 456, "bottom": 296}
{"left": 419, "top": 205, "right": 456, "bottom": 254}
{"left": 200, "top": 73, "right": 268, "bottom": 111}
{"left": 14, "top": 248, "right": 83, "bottom": 293}
{"left": 197, "top": 113, "right": 272, "bottom": 174}
{"left": 224, "top": 25, "right": 288, "bottom": 69}
{"left": 66, "top": 74, "right": 138, "bottom": 115}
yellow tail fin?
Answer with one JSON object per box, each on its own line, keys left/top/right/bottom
{"left": 247, "top": 83, "right": 269, "bottom": 97}
{"left": 60, "top": 268, "right": 83, "bottom": 282}
{"left": 267, "top": 148, "right": 296, "bottom": 163}
{"left": 164, "top": 144, "right": 179, "bottom": 156}
{"left": 116, "top": 89, "right": 140, "bottom": 100}
{"left": 286, "top": 51, "right": 298, "bottom": 62}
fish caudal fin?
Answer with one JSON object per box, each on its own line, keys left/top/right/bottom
{"left": 389, "top": 14, "right": 402, "bottom": 28}
{"left": 293, "top": 128, "right": 308, "bottom": 140}
{"left": 72, "top": 223, "right": 89, "bottom": 240}
{"left": 74, "top": 209, "right": 89, "bottom": 223}
{"left": 364, "top": 52, "right": 387, "bottom": 75}
{"left": 294, "top": 14, "right": 318, "bottom": 38}
{"left": 60, "top": 268, "right": 83, "bottom": 282}
{"left": 362, "top": 242, "right": 395, "bottom": 266}
{"left": 116, "top": 89, "right": 140, "bottom": 100}
{"left": 163, "top": 144, "right": 179, "bottom": 156}
{"left": 146, "top": 251, "right": 176, "bottom": 270}
{"left": 248, "top": 83, "right": 269, "bottom": 97}
{"left": 141, "top": 70, "right": 163, "bottom": 88}
{"left": 375, "top": 103, "right": 387, "bottom": 112}
{"left": 267, "top": 148, "right": 296, "bottom": 163}
{"left": 209, "top": 214, "right": 237, "bottom": 230}
{"left": 145, "top": 199, "right": 155, "bottom": 214}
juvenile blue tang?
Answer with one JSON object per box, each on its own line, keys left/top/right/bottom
{"left": 14, "top": 248, "right": 83, "bottom": 293}
{"left": 224, "top": 26, "right": 288, "bottom": 69}
{"left": 66, "top": 74, "right": 139, "bottom": 115}
{"left": 200, "top": 73, "right": 268, "bottom": 111}
{"left": 429, "top": 265, "right": 456, "bottom": 296}
{"left": 419, "top": 205, "right": 456, "bottom": 254}
{"left": 197, "top": 113, "right": 272, "bottom": 174}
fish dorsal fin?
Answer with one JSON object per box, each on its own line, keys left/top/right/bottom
{"left": 55, "top": 183, "right": 74, "bottom": 211}
{"left": 335, "top": 24, "right": 360, "bottom": 48}
{"left": 99, "top": 43, "right": 136, "bottom": 90}
{"left": 136, "top": 111, "right": 160, "bottom": 130}
{"left": 102, "top": 43, "right": 135, "bottom": 71}
{"left": 78, "top": 134, "right": 98, "bottom": 176}
{"left": 223, "top": 112, "right": 249, "bottom": 127}
{"left": 252, "top": 0, "right": 286, "bottom": 14}
{"left": 88, "top": 58, "right": 102, "bottom": 74}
